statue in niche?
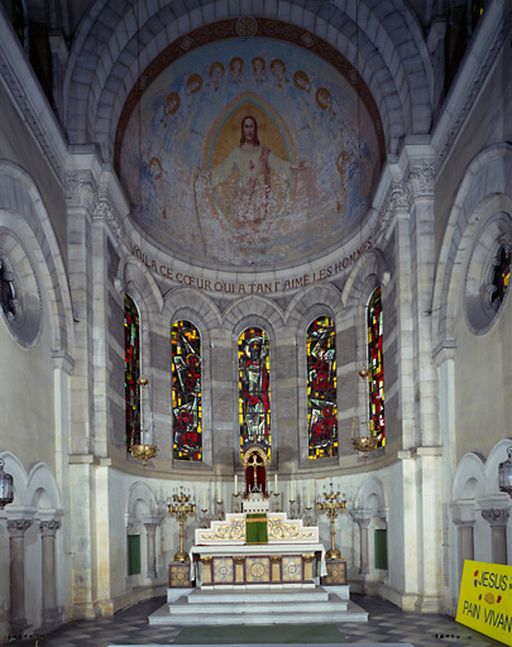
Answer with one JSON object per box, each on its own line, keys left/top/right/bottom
{"left": 243, "top": 445, "right": 268, "bottom": 497}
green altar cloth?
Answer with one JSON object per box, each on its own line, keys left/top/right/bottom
{"left": 245, "top": 512, "right": 268, "bottom": 543}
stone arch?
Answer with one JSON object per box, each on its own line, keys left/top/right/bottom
{"left": 163, "top": 286, "right": 222, "bottom": 333}
{"left": 452, "top": 452, "right": 486, "bottom": 501}
{"left": 0, "top": 161, "right": 73, "bottom": 356}
{"left": 26, "top": 463, "right": 62, "bottom": 513}
{"left": 64, "top": 0, "right": 431, "bottom": 159}
{"left": 432, "top": 143, "right": 512, "bottom": 350}
{"left": 127, "top": 480, "right": 157, "bottom": 521}
{"left": 224, "top": 296, "right": 285, "bottom": 334}
{"left": 285, "top": 283, "right": 343, "bottom": 330}
{"left": 354, "top": 476, "right": 387, "bottom": 515}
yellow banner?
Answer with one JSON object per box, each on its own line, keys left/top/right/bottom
{"left": 456, "top": 560, "right": 512, "bottom": 645}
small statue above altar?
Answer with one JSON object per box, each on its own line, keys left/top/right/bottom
{"left": 242, "top": 445, "right": 269, "bottom": 514}
{"left": 243, "top": 445, "right": 268, "bottom": 497}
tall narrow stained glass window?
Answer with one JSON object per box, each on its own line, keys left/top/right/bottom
{"left": 171, "top": 320, "right": 202, "bottom": 461}
{"left": 367, "top": 287, "right": 385, "bottom": 446}
{"left": 124, "top": 294, "right": 141, "bottom": 448}
{"left": 307, "top": 316, "right": 338, "bottom": 459}
{"left": 238, "top": 327, "right": 271, "bottom": 461}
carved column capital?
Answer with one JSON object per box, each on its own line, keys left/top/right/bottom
{"left": 143, "top": 522, "right": 158, "bottom": 534}
{"left": 7, "top": 519, "right": 32, "bottom": 538}
{"left": 65, "top": 171, "right": 97, "bottom": 211}
{"left": 481, "top": 508, "right": 510, "bottom": 527}
{"left": 93, "top": 195, "right": 125, "bottom": 242}
{"left": 40, "top": 519, "right": 61, "bottom": 537}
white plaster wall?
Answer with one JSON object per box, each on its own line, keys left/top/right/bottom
{"left": 0, "top": 319, "right": 56, "bottom": 470}
{"left": 0, "top": 82, "right": 67, "bottom": 264}
{"left": 435, "top": 42, "right": 512, "bottom": 256}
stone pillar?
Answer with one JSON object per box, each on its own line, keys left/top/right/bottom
{"left": 356, "top": 517, "right": 371, "bottom": 575}
{"left": 7, "top": 519, "right": 32, "bottom": 638}
{"left": 40, "top": 519, "right": 62, "bottom": 627}
{"left": 481, "top": 508, "right": 509, "bottom": 564}
{"left": 143, "top": 522, "right": 158, "bottom": 579}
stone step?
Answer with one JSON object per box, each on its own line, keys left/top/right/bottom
{"left": 185, "top": 587, "right": 330, "bottom": 604}
{"left": 169, "top": 598, "right": 348, "bottom": 615}
{"left": 149, "top": 599, "right": 368, "bottom": 626}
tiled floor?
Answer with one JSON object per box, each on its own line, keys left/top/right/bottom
{"left": 4, "top": 595, "right": 505, "bottom": 647}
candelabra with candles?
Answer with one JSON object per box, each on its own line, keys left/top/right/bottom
{"left": 317, "top": 482, "right": 347, "bottom": 560}
{"left": 128, "top": 376, "right": 159, "bottom": 467}
{"left": 167, "top": 489, "right": 196, "bottom": 562}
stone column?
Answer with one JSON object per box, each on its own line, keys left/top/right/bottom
{"left": 356, "top": 517, "right": 371, "bottom": 575}
{"left": 7, "top": 519, "right": 32, "bottom": 638}
{"left": 144, "top": 522, "right": 158, "bottom": 579}
{"left": 481, "top": 508, "right": 509, "bottom": 564}
{"left": 40, "top": 519, "right": 62, "bottom": 627}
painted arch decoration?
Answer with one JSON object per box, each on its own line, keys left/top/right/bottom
{"left": 124, "top": 294, "right": 141, "bottom": 448}
{"left": 238, "top": 327, "right": 271, "bottom": 461}
{"left": 171, "top": 320, "right": 203, "bottom": 461}
{"left": 306, "top": 316, "right": 338, "bottom": 459}
{"left": 118, "top": 28, "right": 382, "bottom": 269}
{"left": 367, "top": 287, "right": 385, "bottom": 446}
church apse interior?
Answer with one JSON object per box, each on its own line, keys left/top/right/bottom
{"left": 0, "top": 0, "right": 512, "bottom": 643}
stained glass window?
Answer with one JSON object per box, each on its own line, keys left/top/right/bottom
{"left": 124, "top": 294, "right": 141, "bottom": 448}
{"left": 238, "top": 327, "right": 271, "bottom": 461}
{"left": 306, "top": 316, "right": 338, "bottom": 459}
{"left": 171, "top": 320, "right": 202, "bottom": 461}
{"left": 0, "top": 259, "right": 17, "bottom": 320}
{"left": 367, "top": 287, "right": 385, "bottom": 447}
{"left": 490, "top": 244, "right": 511, "bottom": 311}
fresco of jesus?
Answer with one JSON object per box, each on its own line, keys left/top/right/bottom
{"left": 205, "top": 115, "right": 304, "bottom": 226}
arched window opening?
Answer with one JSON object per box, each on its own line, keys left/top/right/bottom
{"left": 238, "top": 327, "right": 271, "bottom": 462}
{"left": 367, "top": 287, "right": 385, "bottom": 447}
{"left": 489, "top": 243, "right": 511, "bottom": 311}
{"left": 171, "top": 320, "right": 202, "bottom": 461}
{"left": 306, "top": 316, "right": 338, "bottom": 460}
{"left": 124, "top": 294, "right": 141, "bottom": 448}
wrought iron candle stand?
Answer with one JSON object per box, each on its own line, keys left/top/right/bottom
{"left": 317, "top": 482, "right": 347, "bottom": 560}
{"left": 167, "top": 489, "right": 196, "bottom": 562}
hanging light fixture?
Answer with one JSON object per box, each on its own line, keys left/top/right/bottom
{"left": 126, "top": 5, "right": 158, "bottom": 468}
{"left": 129, "top": 375, "right": 159, "bottom": 467}
{"left": 498, "top": 447, "right": 512, "bottom": 497}
{"left": 0, "top": 458, "right": 14, "bottom": 509}
{"left": 350, "top": 0, "right": 377, "bottom": 458}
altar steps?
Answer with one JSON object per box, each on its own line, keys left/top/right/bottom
{"left": 149, "top": 586, "right": 368, "bottom": 625}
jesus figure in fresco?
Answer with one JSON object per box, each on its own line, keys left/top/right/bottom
{"left": 202, "top": 115, "right": 305, "bottom": 227}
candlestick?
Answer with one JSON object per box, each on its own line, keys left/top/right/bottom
{"left": 317, "top": 481, "right": 347, "bottom": 560}
{"left": 167, "top": 488, "right": 196, "bottom": 562}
